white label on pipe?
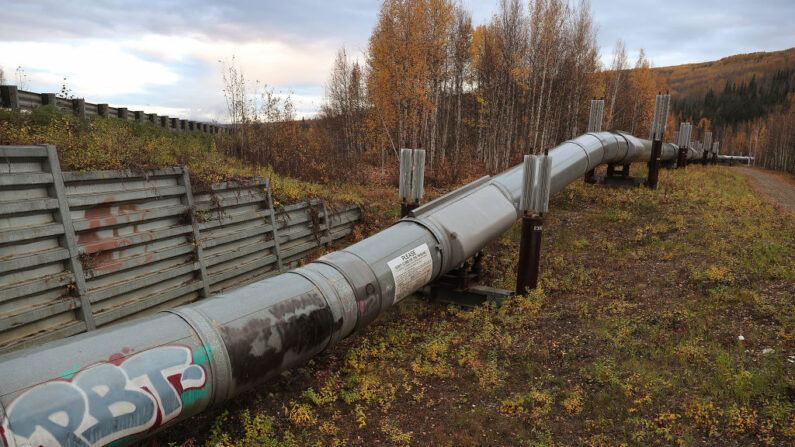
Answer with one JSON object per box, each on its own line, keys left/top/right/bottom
{"left": 387, "top": 243, "right": 433, "bottom": 303}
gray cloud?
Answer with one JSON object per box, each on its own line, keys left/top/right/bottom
{"left": 0, "top": 0, "right": 792, "bottom": 121}
{"left": 0, "top": 0, "right": 378, "bottom": 47}
{"left": 588, "top": 0, "right": 795, "bottom": 65}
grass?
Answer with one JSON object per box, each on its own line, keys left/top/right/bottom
{"left": 0, "top": 107, "right": 418, "bottom": 234}
{"left": 151, "top": 164, "right": 793, "bottom": 446}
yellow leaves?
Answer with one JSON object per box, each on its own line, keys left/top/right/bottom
{"left": 727, "top": 404, "right": 759, "bottom": 436}
{"left": 704, "top": 265, "right": 735, "bottom": 284}
{"left": 684, "top": 398, "right": 723, "bottom": 434}
{"left": 354, "top": 404, "right": 367, "bottom": 428}
{"left": 562, "top": 387, "right": 585, "bottom": 415}
{"left": 283, "top": 401, "right": 316, "bottom": 427}
{"left": 499, "top": 396, "right": 525, "bottom": 416}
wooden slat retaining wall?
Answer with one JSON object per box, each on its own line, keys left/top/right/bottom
{"left": 0, "top": 145, "right": 361, "bottom": 354}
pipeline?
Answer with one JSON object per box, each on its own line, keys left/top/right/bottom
{"left": 0, "top": 131, "right": 701, "bottom": 447}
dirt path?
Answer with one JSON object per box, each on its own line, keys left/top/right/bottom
{"left": 736, "top": 167, "right": 795, "bottom": 215}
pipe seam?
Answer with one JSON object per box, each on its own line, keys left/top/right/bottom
{"left": 315, "top": 250, "right": 384, "bottom": 329}
{"left": 398, "top": 217, "right": 448, "bottom": 274}
{"left": 164, "top": 307, "right": 234, "bottom": 406}
{"left": 568, "top": 139, "right": 593, "bottom": 172}
{"left": 287, "top": 269, "right": 348, "bottom": 347}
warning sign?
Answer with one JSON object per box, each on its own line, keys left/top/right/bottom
{"left": 387, "top": 243, "right": 433, "bottom": 303}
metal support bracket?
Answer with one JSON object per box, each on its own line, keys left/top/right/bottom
{"left": 180, "top": 168, "right": 211, "bottom": 298}
{"left": 266, "top": 178, "right": 284, "bottom": 272}
{"left": 43, "top": 145, "right": 97, "bottom": 331}
{"left": 589, "top": 163, "right": 647, "bottom": 187}
{"left": 321, "top": 200, "right": 333, "bottom": 248}
{"left": 418, "top": 251, "right": 511, "bottom": 308}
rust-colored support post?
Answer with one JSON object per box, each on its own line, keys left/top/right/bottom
{"left": 516, "top": 153, "right": 549, "bottom": 294}
{"left": 516, "top": 214, "right": 544, "bottom": 294}
{"left": 584, "top": 168, "right": 596, "bottom": 184}
{"left": 647, "top": 138, "right": 662, "bottom": 189}
{"left": 400, "top": 200, "right": 418, "bottom": 218}
{"left": 677, "top": 146, "right": 688, "bottom": 168}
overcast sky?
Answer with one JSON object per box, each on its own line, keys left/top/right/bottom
{"left": 0, "top": 0, "right": 792, "bottom": 122}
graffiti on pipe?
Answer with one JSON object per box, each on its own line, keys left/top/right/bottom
{"left": 1, "top": 345, "right": 208, "bottom": 447}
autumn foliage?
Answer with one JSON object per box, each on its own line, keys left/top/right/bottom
{"left": 656, "top": 48, "right": 795, "bottom": 173}
{"left": 317, "top": 0, "right": 669, "bottom": 182}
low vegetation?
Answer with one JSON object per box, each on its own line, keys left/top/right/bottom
{"left": 0, "top": 106, "right": 466, "bottom": 236}
{"left": 156, "top": 165, "right": 794, "bottom": 446}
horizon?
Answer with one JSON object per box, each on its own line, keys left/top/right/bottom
{"left": 1, "top": 0, "right": 792, "bottom": 122}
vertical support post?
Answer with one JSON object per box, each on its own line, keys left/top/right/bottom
{"left": 596, "top": 100, "right": 604, "bottom": 132}
{"left": 0, "top": 85, "right": 19, "bottom": 109}
{"left": 584, "top": 99, "right": 605, "bottom": 183}
{"left": 677, "top": 123, "right": 689, "bottom": 168}
{"left": 516, "top": 154, "right": 549, "bottom": 294}
{"left": 516, "top": 214, "right": 544, "bottom": 294}
{"left": 42, "top": 145, "right": 96, "bottom": 331}
{"left": 659, "top": 94, "right": 671, "bottom": 138}
{"left": 584, "top": 99, "right": 600, "bottom": 182}
{"left": 648, "top": 94, "right": 662, "bottom": 140}
{"left": 265, "top": 178, "right": 284, "bottom": 272}
{"left": 160, "top": 116, "right": 170, "bottom": 128}
{"left": 647, "top": 93, "right": 667, "bottom": 189}
{"left": 321, "top": 201, "right": 333, "bottom": 249}
{"left": 647, "top": 139, "right": 662, "bottom": 188}
{"left": 702, "top": 132, "right": 712, "bottom": 165}
{"left": 180, "top": 168, "right": 211, "bottom": 298}
{"left": 97, "top": 104, "right": 109, "bottom": 118}
{"left": 118, "top": 107, "right": 129, "bottom": 120}
{"left": 135, "top": 111, "right": 145, "bottom": 122}
{"left": 72, "top": 99, "right": 86, "bottom": 120}
{"left": 41, "top": 93, "right": 57, "bottom": 107}
{"left": 149, "top": 113, "right": 158, "bottom": 125}
{"left": 399, "top": 148, "right": 413, "bottom": 217}
{"left": 411, "top": 149, "right": 425, "bottom": 209}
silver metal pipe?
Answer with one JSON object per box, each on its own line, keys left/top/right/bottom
{"left": 0, "top": 131, "right": 692, "bottom": 447}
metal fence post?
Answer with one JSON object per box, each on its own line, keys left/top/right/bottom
{"left": 42, "top": 145, "right": 96, "bottom": 331}
{"left": 321, "top": 201, "right": 333, "bottom": 249}
{"left": 0, "top": 85, "right": 19, "bottom": 109}
{"left": 41, "top": 93, "right": 57, "bottom": 107}
{"left": 180, "top": 168, "right": 212, "bottom": 298}
{"left": 72, "top": 99, "right": 86, "bottom": 120}
{"left": 266, "top": 178, "right": 284, "bottom": 272}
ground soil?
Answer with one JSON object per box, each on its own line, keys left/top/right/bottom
{"left": 736, "top": 167, "right": 795, "bottom": 215}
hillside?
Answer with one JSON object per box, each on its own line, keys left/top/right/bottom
{"left": 653, "top": 47, "right": 795, "bottom": 102}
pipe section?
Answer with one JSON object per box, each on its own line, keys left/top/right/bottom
{"left": 0, "top": 131, "right": 699, "bottom": 447}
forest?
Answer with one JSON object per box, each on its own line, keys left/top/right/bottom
{"left": 655, "top": 47, "right": 795, "bottom": 173}
{"left": 669, "top": 67, "right": 794, "bottom": 173}
{"left": 222, "top": 0, "right": 675, "bottom": 184}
